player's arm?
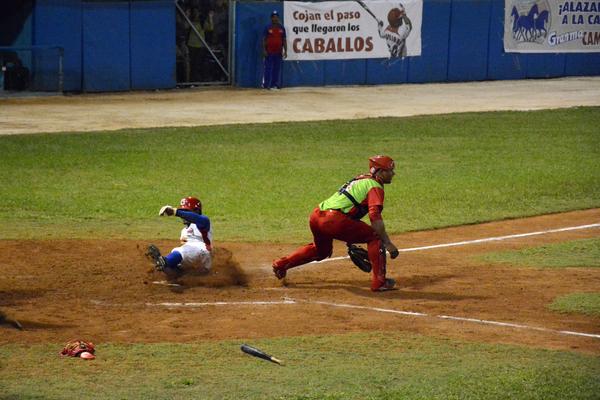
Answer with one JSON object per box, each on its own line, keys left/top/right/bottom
{"left": 175, "top": 209, "right": 210, "bottom": 230}
{"left": 366, "top": 187, "right": 399, "bottom": 258}
{"left": 204, "top": 11, "right": 214, "bottom": 32}
{"left": 377, "top": 21, "right": 385, "bottom": 37}
{"left": 371, "top": 219, "right": 398, "bottom": 257}
{"left": 263, "top": 27, "right": 269, "bottom": 57}
{"left": 403, "top": 15, "right": 412, "bottom": 31}
{"left": 282, "top": 27, "right": 287, "bottom": 58}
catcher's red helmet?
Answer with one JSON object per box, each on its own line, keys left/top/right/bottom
{"left": 369, "top": 155, "right": 395, "bottom": 174}
{"left": 180, "top": 196, "right": 202, "bottom": 213}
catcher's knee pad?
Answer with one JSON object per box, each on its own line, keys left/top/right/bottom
{"left": 314, "top": 242, "right": 333, "bottom": 261}
{"left": 316, "top": 247, "right": 333, "bottom": 261}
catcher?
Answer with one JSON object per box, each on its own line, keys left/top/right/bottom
{"left": 272, "top": 155, "right": 399, "bottom": 292}
{"left": 146, "top": 196, "right": 212, "bottom": 276}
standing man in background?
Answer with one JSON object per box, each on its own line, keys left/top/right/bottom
{"left": 187, "top": 7, "right": 214, "bottom": 82}
{"left": 262, "top": 10, "right": 287, "bottom": 90}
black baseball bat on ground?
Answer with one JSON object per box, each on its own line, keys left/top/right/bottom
{"left": 241, "top": 344, "right": 283, "bottom": 365}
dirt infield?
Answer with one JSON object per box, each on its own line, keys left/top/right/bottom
{"left": 1, "top": 76, "right": 600, "bottom": 135}
{"left": 1, "top": 209, "right": 599, "bottom": 353}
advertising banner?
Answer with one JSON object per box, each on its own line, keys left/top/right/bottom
{"left": 504, "top": 0, "right": 600, "bottom": 52}
{"left": 284, "top": 0, "right": 422, "bottom": 60}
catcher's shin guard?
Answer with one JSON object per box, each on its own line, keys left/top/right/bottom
{"left": 272, "top": 242, "right": 325, "bottom": 279}
{"left": 371, "top": 245, "right": 397, "bottom": 291}
{"left": 368, "top": 241, "right": 388, "bottom": 290}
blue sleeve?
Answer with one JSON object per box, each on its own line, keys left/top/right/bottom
{"left": 175, "top": 209, "right": 210, "bottom": 230}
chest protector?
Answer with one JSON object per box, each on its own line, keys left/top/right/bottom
{"left": 338, "top": 175, "right": 370, "bottom": 220}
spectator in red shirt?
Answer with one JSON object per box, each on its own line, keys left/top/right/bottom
{"left": 262, "top": 10, "right": 287, "bottom": 90}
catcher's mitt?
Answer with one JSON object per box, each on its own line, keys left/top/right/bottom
{"left": 59, "top": 339, "right": 95, "bottom": 358}
{"left": 347, "top": 244, "right": 372, "bottom": 273}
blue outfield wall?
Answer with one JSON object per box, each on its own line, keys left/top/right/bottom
{"left": 34, "top": 0, "right": 82, "bottom": 91}
{"left": 487, "top": 0, "right": 526, "bottom": 80}
{"left": 447, "top": 0, "right": 492, "bottom": 82}
{"left": 130, "top": 1, "right": 176, "bottom": 90}
{"left": 33, "top": 0, "right": 174, "bottom": 92}
{"left": 83, "top": 2, "right": 131, "bottom": 92}
{"left": 22, "top": 0, "right": 600, "bottom": 91}
{"left": 234, "top": 0, "right": 600, "bottom": 88}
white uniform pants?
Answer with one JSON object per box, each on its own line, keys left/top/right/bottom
{"left": 172, "top": 241, "right": 212, "bottom": 271}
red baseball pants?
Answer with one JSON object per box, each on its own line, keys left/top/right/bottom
{"left": 273, "top": 207, "right": 387, "bottom": 290}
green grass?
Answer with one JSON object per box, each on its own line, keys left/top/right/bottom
{"left": 478, "top": 238, "right": 600, "bottom": 316}
{"left": 549, "top": 292, "right": 600, "bottom": 317}
{"left": 1, "top": 332, "right": 599, "bottom": 400}
{"left": 0, "top": 107, "right": 599, "bottom": 242}
{"left": 478, "top": 238, "right": 600, "bottom": 269}
{"left": 1, "top": 108, "right": 599, "bottom": 399}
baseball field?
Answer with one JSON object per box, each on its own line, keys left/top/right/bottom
{"left": 1, "top": 79, "right": 599, "bottom": 399}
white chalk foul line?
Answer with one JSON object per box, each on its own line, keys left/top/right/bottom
{"left": 304, "top": 299, "right": 600, "bottom": 339}
{"left": 437, "top": 315, "right": 600, "bottom": 339}
{"left": 152, "top": 281, "right": 183, "bottom": 287}
{"left": 144, "top": 298, "right": 600, "bottom": 340}
{"left": 318, "top": 222, "right": 600, "bottom": 263}
{"left": 146, "top": 300, "right": 296, "bottom": 307}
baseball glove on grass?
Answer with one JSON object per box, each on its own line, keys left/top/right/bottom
{"left": 60, "top": 339, "right": 95, "bottom": 358}
{"left": 347, "top": 244, "right": 371, "bottom": 273}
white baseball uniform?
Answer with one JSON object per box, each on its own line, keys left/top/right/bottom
{"left": 378, "top": 22, "right": 411, "bottom": 58}
{"left": 173, "top": 222, "right": 213, "bottom": 271}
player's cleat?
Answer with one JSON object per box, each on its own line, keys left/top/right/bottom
{"left": 372, "top": 278, "right": 396, "bottom": 292}
{"left": 272, "top": 257, "right": 289, "bottom": 279}
{"left": 272, "top": 264, "right": 287, "bottom": 280}
{"left": 155, "top": 257, "right": 167, "bottom": 272}
{"left": 146, "top": 244, "right": 167, "bottom": 272}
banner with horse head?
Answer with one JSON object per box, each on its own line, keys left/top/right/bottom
{"left": 504, "top": 0, "right": 600, "bottom": 52}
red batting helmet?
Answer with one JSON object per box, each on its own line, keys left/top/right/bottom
{"left": 180, "top": 196, "right": 202, "bottom": 213}
{"left": 369, "top": 155, "right": 395, "bottom": 174}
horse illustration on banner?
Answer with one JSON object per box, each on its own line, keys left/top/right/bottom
{"left": 534, "top": 9, "right": 549, "bottom": 38}
{"left": 510, "top": 0, "right": 551, "bottom": 43}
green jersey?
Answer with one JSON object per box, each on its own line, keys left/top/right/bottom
{"left": 319, "top": 175, "right": 385, "bottom": 220}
